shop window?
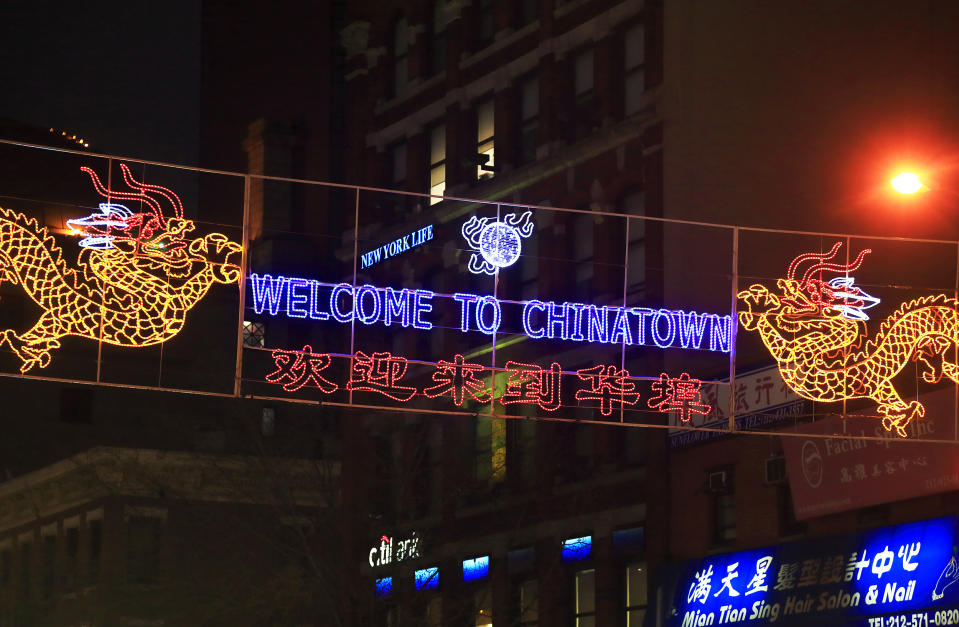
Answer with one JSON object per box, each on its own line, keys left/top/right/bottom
{"left": 429, "top": 123, "right": 446, "bottom": 204}
{"left": 242, "top": 320, "right": 266, "bottom": 347}
{"left": 475, "top": 586, "right": 493, "bottom": 626}
{"left": 127, "top": 515, "right": 162, "bottom": 584}
{"left": 392, "top": 18, "right": 410, "bottom": 97}
{"left": 624, "top": 23, "right": 645, "bottom": 116}
{"left": 430, "top": 1, "right": 448, "bottom": 75}
{"left": 475, "top": 0, "right": 494, "bottom": 50}
{"left": 574, "top": 568, "right": 596, "bottom": 627}
{"left": 517, "top": 578, "right": 538, "bottom": 625}
{"left": 517, "top": 74, "right": 539, "bottom": 164}
{"left": 476, "top": 99, "right": 495, "bottom": 180}
{"left": 626, "top": 562, "right": 648, "bottom": 626}
{"left": 572, "top": 48, "right": 595, "bottom": 140}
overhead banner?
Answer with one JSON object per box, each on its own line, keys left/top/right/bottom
{"left": 651, "top": 515, "right": 959, "bottom": 627}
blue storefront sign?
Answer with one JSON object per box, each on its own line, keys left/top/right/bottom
{"left": 651, "top": 516, "right": 959, "bottom": 627}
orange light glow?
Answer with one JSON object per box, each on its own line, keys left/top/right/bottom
{"left": 891, "top": 172, "right": 923, "bottom": 194}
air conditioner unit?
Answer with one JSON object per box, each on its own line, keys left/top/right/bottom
{"left": 764, "top": 456, "right": 787, "bottom": 484}
{"left": 706, "top": 470, "right": 728, "bottom": 492}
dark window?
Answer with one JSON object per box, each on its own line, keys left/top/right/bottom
{"left": 517, "top": 74, "right": 539, "bottom": 164}
{"left": 391, "top": 18, "right": 409, "bottom": 97}
{"left": 572, "top": 48, "right": 595, "bottom": 140}
{"left": 41, "top": 533, "right": 55, "bottom": 599}
{"left": 242, "top": 320, "right": 266, "bottom": 347}
{"left": 63, "top": 526, "right": 79, "bottom": 592}
{"left": 0, "top": 547, "right": 10, "bottom": 589}
{"left": 19, "top": 539, "right": 31, "bottom": 600}
{"left": 389, "top": 141, "right": 407, "bottom": 188}
{"left": 625, "top": 563, "right": 648, "bottom": 626}
{"left": 88, "top": 518, "right": 102, "bottom": 583}
{"left": 516, "top": 0, "right": 539, "bottom": 27}
{"left": 516, "top": 578, "right": 538, "bottom": 625}
{"left": 624, "top": 23, "right": 645, "bottom": 116}
{"left": 475, "top": 0, "right": 494, "bottom": 50}
{"left": 430, "top": 1, "right": 448, "bottom": 75}
{"left": 428, "top": 123, "right": 446, "bottom": 203}
{"left": 127, "top": 515, "right": 162, "bottom": 584}
{"left": 574, "top": 568, "right": 595, "bottom": 626}
{"left": 476, "top": 98, "right": 495, "bottom": 180}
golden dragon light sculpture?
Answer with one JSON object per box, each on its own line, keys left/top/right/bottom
{"left": 0, "top": 164, "right": 241, "bottom": 373}
{"left": 738, "top": 242, "right": 959, "bottom": 437}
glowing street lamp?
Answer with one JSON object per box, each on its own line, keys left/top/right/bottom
{"left": 890, "top": 172, "right": 923, "bottom": 195}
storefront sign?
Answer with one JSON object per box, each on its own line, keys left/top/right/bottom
{"left": 368, "top": 532, "right": 420, "bottom": 568}
{"left": 781, "top": 387, "right": 956, "bottom": 521}
{"left": 653, "top": 516, "right": 959, "bottom": 626}
{"left": 249, "top": 275, "right": 732, "bottom": 353}
{"left": 360, "top": 225, "right": 433, "bottom": 269}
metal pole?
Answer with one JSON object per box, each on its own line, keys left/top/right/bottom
{"left": 728, "top": 227, "right": 739, "bottom": 432}
{"left": 232, "top": 175, "right": 252, "bottom": 398}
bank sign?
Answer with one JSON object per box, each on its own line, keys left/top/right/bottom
{"left": 655, "top": 516, "right": 959, "bottom": 627}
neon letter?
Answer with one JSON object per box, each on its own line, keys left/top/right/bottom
{"left": 413, "top": 290, "right": 434, "bottom": 330}
{"left": 330, "top": 283, "right": 354, "bottom": 323}
{"left": 651, "top": 308, "right": 675, "bottom": 348}
{"left": 630, "top": 307, "right": 653, "bottom": 345}
{"left": 453, "top": 293, "right": 479, "bottom": 332}
{"left": 609, "top": 307, "right": 633, "bottom": 345}
{"left": 587, "top": 305, "right": 609, "bottom": 343}
{"left": 546, "top": 301, "right": 568, "bottom": 340}
{"left": 355, "top": 285, "right": 382, "bottom": 325}
{"left": 475, "top": 296, "right": 502, "bottom": 335}
{"left": 675, "top": 310, "right": 708, "bottom": 349}
{"left": 522, "top": 300, "right": 547, "bottom": 338}
{"left": 308, "top": 281, "right": 329, "bottom": 320}
{"left": 568, "top": 303, "right": 587, "bottom": 341}
{"left": 709, "top": 314, "right": 732, "bottom": 353}
{"left": 285, "top": 278, "right": 309, "bottom": 318}
{"left": 384, "top": 287, "right": 410, "bottom": 327}
{"left": 250, "top": 274, "right": 287, "bottom": 316}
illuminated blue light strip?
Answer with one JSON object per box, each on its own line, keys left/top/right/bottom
{"left": 462, "top": 555, "right": 490, "bottom": 582}
{"left": 414, "top": 567, "right": 439, "bottom": 590}
{"left": 562, "top": 536, "right": 592, "bottom": 562}
{"left": 374, "top": 577, "right": 393, "bottom": 598}
{"left": 248, "top": 274, "right": 731, "bottom": 353}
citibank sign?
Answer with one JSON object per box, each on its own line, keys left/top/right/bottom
{"left": 369, "top": 532, "right": 421, "bottom": 568}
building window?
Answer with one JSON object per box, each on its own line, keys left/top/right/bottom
{"left": 622, "top": 191, "right": 646, "bottom": 299}
{"left": 127, "top": 515, "right": 162, "bottom": 584}
{"left": 0, "top": 544, "right": 10, "bottom": 591}
{"left": 463, "top": 555, "right": 490, "bottom": 582}
{"left": 624, "top": 24, "right": 645, "bottom": 116}
{"left": 41, "top": 530, "right": 55, "bottom": 599}
{"left": 626, "top": 563, "right": 648, "bottom": 626}
{"left": 392, "top": 18, "right": 410, "bottom": 98}
{"left": 574, "top": 568, "right": 596, "bottom": 627}
{"left": 19, "top": 536, "right": 31, "bottom": 600}
{"left": 242, "top": 320, "right": 266, "bottom": 347}
{"left": 426, "top": 596, "right": 442, "bottom": 626}
{"left": 475, "top": 0, "right": 494, "bottom": 50}
{"left": 430, "top": 1, "right": 448, "bottom": 75}
{"left": 474, "top": 416, "right": 506, "bottom": 486}
{"left": 517, "top": 578, "right": 538, "bottom": 625}
{"left": 389, "top": 141, "right": 408, "bottom": 188}
{"left": 429, "top": 123, "right": 446, "bottom": 204}
{"left": 415, "top": 566, "right": 440, "bottom": 591}
{"left": 88, "top": 516, "right": 102, "bottom": 583}
{"left": 508, "top": 419, "right": 536, "bottom": 486}
{"left": 517, "top": 75, "right": 539, "bottom": 164}
{"left": 572, "top": 212, "right": 595, "bottom": 290}
{"left": 573, "top": 48, "right": 594, "bottom": 139}
{"left": 375, "top": 576, "right": 393, "bottom": 598}
{"left": 516, "top": 0, "right": 539, "bottom": 27}
{"left": 476, "top": 98, "right": 495, "bottom": 180}
{"left": 475, "top": 586, "right": 493, "bottom": 626}
{"left": 562, "top": 536, "right": 592, "bottom": 563}
{"left": 63, "top": 524, "right": 79, "bottom": 592}
{"left": 712, "top": 471, "right": 736, "bottom": 545}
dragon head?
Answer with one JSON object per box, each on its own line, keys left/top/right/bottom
{"left": 738, "top": 242, "right": 879, "bottom": 332}
{"left": 70, "top": 165, "right": 241, "bottom": 281}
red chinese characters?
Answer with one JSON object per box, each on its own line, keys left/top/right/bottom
{"left": 265, "top": 345, "right": 338, "bottom": 393}
{"left": 501, "top": 361, "right": 562, "bottom": 411}
{"left": 423, "top": 354, "right": 492, "bottom": 405}
{"left": 647, "top": 372, "right": 712, "bottom": 422}
{"left": 574, "top": 365, "right": 640, "bottom": 416}
{"left": 347, "top": 351, "right": 417, "bottom": 401}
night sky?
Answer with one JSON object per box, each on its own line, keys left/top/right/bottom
{"left": 0, "top": 1, "right": 201, "bottom": 165}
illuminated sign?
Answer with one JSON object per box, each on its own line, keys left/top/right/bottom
{"left": 462, "top": 556, "right": 490, "bottom": 582}
{"left": 264, "top": 346, "right": 713, "bottom": 417}
{"left": 368, "top": 532, "right": 421, "bottom": 568}
{"left": 654, "top": 515, "right": 959, "bottom": 627}
{"left": 0, "top": 165, "right": 240, "bottom": 373}
{"left": 360, "top": 224, "right": 433, "bottom": 269}
{"left": 462, "top": 210, "right": 534, "bottom": 274}
{"left": 738, "top": 242, "right": 959, "bottom": 438}
{"left": 249, "top": 275, "right": 732, "bottom": 353}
